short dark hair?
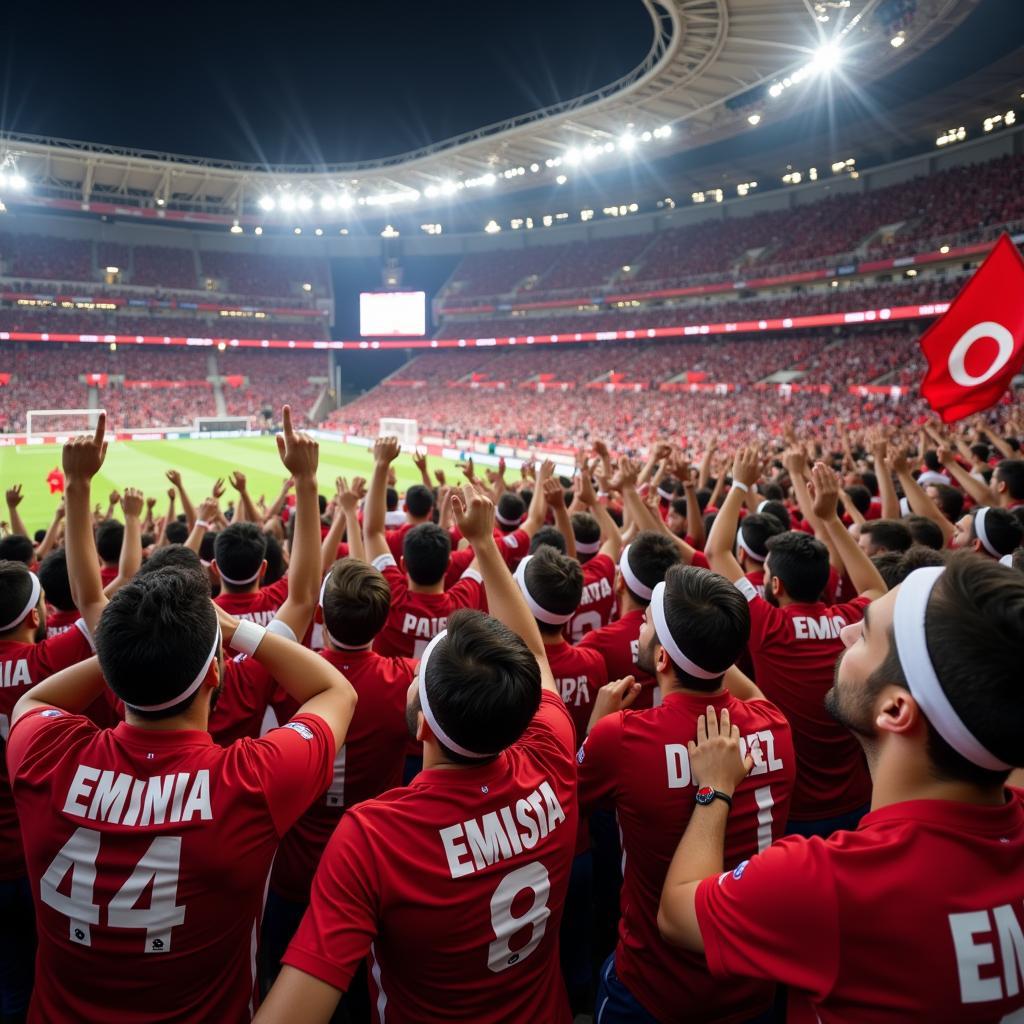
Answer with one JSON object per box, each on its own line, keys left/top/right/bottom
{"left": 669, "top": 497, "right": 688, "bottom": 518}
{"left": 214, "top": 522, "right": 267, "bottom": 588}
{"left": 95, "top": 520, "right": 125, "bottom": 564}
{"left": 621, "top": 531, "right": 680, "bottom": 605}
{"left": 419, "top": 609, "right": 541, "bottom": 764}
{"left": 928, "top": 483, "right": 964, "bottom": 521}
{"left": 923, "top": 449, "right": 941, "bottom": 472}
{"left": 403, "top": 523, "right": 451, "bottom": 585}
{"left": 33, "top": 529, "right": 46, "bottom": 544}
{"left": 760, "top": 483, "right": 784, "bottom": 502}
{"left": 906, "top": 514, "right": 945, "bottom": 550}
{"left": 867, "top": 553, "right": 1023, "bottom": 785}
{"left": 386, "top": 487, "right": 399, "bottom": 511}
{"left": 95, "top": 568, "right": 219, "bottom": 720}
{"left": 659, "top": 565, "right": 750, "bottom": 691}
{"left": 496, "top": 492, "right": 525, "bottom": 530}
{"left": 899, "top": 544, "right": 947, "bottom": 576}
{"left": 996, "top": 459, "right": 1024, "bottom": 500}
{"left": 38, "top": 548, "right": 75, "bottom": 611}
{"left": 137, "top": 544, "right": 210, "bottom": 594}
{"left": 405, "top": 484, "right": 434, "bottom": 519}
{"left": 738, "top": 513, "right": 784, "bottom": 560}
{"left": 871, "top": 552, "right": 905, "bottom": 589}
{"left": 263, "top": 534, "right": 285, "bottom": 584}
{"left": 760, "top": 500, "right": 791, "bottom": 532}
{"left": 529, "top": 526, "right": 567, "bottom": 555}
{"left": 970, "top": 443, "right": 990, "bottom": 463}
{"left": 861, "top": 519, "right": 913, "bottom": 554}
{"left": 765, "top": 531, "right": 830, "bottom": 603}
{"left": 696, "top": 488, "right": 712, "bottom": 512}
{"left": 0, "top": 535, "right": 34, "bottom": 566}
{"left": 0, "top": 560, "right": 40, "bottom": 633}
{"left": 844, "top": 485, "right": 871, "bottom": 516}
{"left": 571, "top": 512, "right": 601, "bottom": 548}
{"left": 165, "top": 521, "right": 189, "bottom": 545}
{"left": 521, "top": 546, "right": 582, "bottom": 632}
{"left": 860, "top": 470, "right": 879, "bottom": 497}
{"left": 323, "top": 558, "right": 392, "bottom": 646}
{"left": 972, "top": 507, "right": 1023, "bottom": 556}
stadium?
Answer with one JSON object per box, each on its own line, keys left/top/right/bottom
{"left": 1, "top": 0, "right": 1023, "bottom": 1021}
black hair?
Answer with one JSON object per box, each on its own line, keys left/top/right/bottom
{"left": 403, "top": 522, "right": 451, "bottom": 585}
{"left": 760, "top": 483, "right": 784, "bottom": 502}
{"left": 871, "top": 552, "right": 906, "bottom": 589}
{"left": 496, "top": 492, "right": 526, "bottom": 530}
{"left": 845, "top": 485, "right": 871, "bottom": 515}
{"left": 37, "top": 548, "right": 75, "bottom": 611}
{"left": 861, "top": 519, "right": 913, "bottom": 554}
{"left": 695, "top": 488, "right": 712, "bottom": 512}
{"left": 923, "top": 450, "right": 941, "bottom": 472}
{"left": 906, "top": 514, "right": 945, "bottom": 551}
{"left": 95, "top": 568, "right": 219, "bottom": 720}
{"left": 621, "top": 531, "right": 681, "bottom": 605}
{"left": 214, "top": 522, "right": 268, "bottom": 589}
{"left": 659, "top": 565, "right": 751, "bottom": 691}
{"left": 405, "top": 484, "right": 434, "bottom": 519}
{"left": 866, "top": 552, "right": 1023, "bottom": 785}
{"left": 972, "top": 507, "right": 1024, "bottom": 557}
{"left": 996, "top": 459, "right": 1024, "bottom": 500}
{"left": 137, "top": 544, "right": 210, "bottom": 594}
{"left": 95, "top": 520, "right": 125, "bottom": 564}
{"left": 522, "top": 546, "right": 583, "bottom": 632}
{"left": 764, "top": 531, "right": 830, "bottom": 603}
{"left": 529, "top": 526, "right": 567, "bottom": 555}
{"left": 928, "top": 483, "right": 964, "bottom": 521}
{"left": 970, "top": 443, "right": 991, "bottom": 463}
{"left": 418, "top": 608, "right": 541, "bottom": 764}
{"left": 860, "top": 471, "right": 879, "bottom": 498}
{"left": 317, "top": 494, "right": 328, "bottom": 516}
{"left": 759, "top": 500, "right": 791, "bottom": 531}
{"left": 0, "top": 560, "right": 41, "bottom": 633}
{"left": 33, "top": 529, "right": 46, "bottom": 544}
{"left": 263, "top": 534, "right": 285, "bottom": 584}
{"left": 571, "top": 512, "right": 601, "bottom": 549}
{"left": 323, "top": 558, "right": 392, "bottom": 646}
{"left": 165, "top": 521, "right": 189, "bottom": 545}
{"left": 386, "top": 487, "right": 399, "bottom": 511}
{"left": 738, "top": 513, "right": 784, "bottom": 561}
{"left": 199, "top": 532, "right": 217, "bottom": 563}
{"left": 669, "top": 496, "right": 688, "bottom": 519}
{"left": 0, "top": 535, "right": 34, "bottom": 566}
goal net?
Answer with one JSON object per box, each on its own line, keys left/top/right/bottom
{"left": 26, "top": 409, "right": 105, "bottom": 444}
{"left": 195, "top": 416, "right": 251, "bottom": 433}
{"left": 380, "top": 417, "right": 418, "bottom": 448}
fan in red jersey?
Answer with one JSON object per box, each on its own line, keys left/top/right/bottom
{"left": 707, "top": 452, "right": 888, "bottom": 838}
{"left": 5, "top": 409, "right": 358, "bottom": 1024}
{"left": 951, "top": 506, "right": 1023, "bottom": 561}
{"left": 210, "top": 520, "right": 291, "bottom": 626}
{"left": 580, "top": 564, "right": 795, "bottom": 1023}
{"left": 257, "top": 485, "right": 579, "bottom": 1024}
{"left": 263, "top": 557, "right": 415, "bottom": 991}
{"left": 659, "top": 553, "right": 1024, "bottom": 1023}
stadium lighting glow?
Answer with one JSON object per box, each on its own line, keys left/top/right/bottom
{"left": 618, "top": 133, "right": 637, "bottom": 152}
{"left": 530, "top": 163, "right": 540, "bottom": 172}
{"left": 254, "top": 226, "right": 263, "bottom": 236}
{"left": 302, "top": 282, "right": 313, "bottom": 292}
{"left": 297, "top": 195, "right": 313, "bottom": 212}
{"left": 258, "top": 195, "right": 276, "bottom": 211}
{"left": 564, "top": 148, "right": 582, "bottom": 167}
{"left": 320, "top": 195, "right": 336, "bottom": 211}
{"left": 769, "top": 83, "right": 784, "bottom": 99}
{"left": 481, "top": 173, "right": 497, "bottom": 186}
{"left": 338, "top": 193, "right": 354, "bottom": 209}
{"left": 230, "top": 221, "right": 243, "bottom": 234}
{"left": 747, "top": 113, "right": 761, "bottom": 126}
{"left": 940, "top": 245, "right": 950, "bottom": 254}
{"left": 293, "top": 226, "right": 302, "bottom": 234}
{"left": 890, "top": 33, "right": 905, "bottom": 47}
{"left": 556, "top": 174, "right": 568, "bottom": 185}
{"left": 280, "top": 195, "right": 297, "bottom": 212}
{"left": 105, "top": 266, "right": 119, "bottom": 274}
{"left": 314, "top": 228, "right": 323, "bottom": 236}
{"left": 8, "top": 174, "right": 27, "bottom": 191}
{"left": 640, "top": 131, "right": 652, "bottom": 142}
{"left": 810, "top": 42, "right": 841, "bottom": 75}
{"left": 484, "top": 220, "right": 501, "bottom": 234}
{"left": 441, "top": 180, "right": 457, "bottom": 196}
{"left": 381, "top": 225, "right": 399, "bottom": 238}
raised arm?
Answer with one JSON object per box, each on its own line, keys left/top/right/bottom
{"left": 871, "top": 436, "right": 901, "bottom": 521}
{"left": 412, "top": 449, "right": 432, "bottom": 489}
{"left": 5, "top": 485, "right": 28, "bottom": 540}
{"left": 156, "top": 488, "right": 176, "bottom": 547}
{"left": 888, "top": 450, "right": 954, "bottom": 545}
{"left": 809, "top": 463, "right": 887, "bottom": 602}
{"left": 103, "top": 488, "right": 144, "bottom": 597}
{"left": 229, "top": 471, "right": 260, "bottom": 524}
{"left": 263, "top": 477, "right": 294, "bottom": 525}
{"left": 185, "top": 496, "right": 220, "bottom": 554}
{"left": 166, "top": 470, "right": 197, "bottom": 531}
{"left": 704, "top": 448, "right": 758, "bottom": 584}
{"left": 34, "top": 500, "right": 66, "bottom": 562}
{"left": 62, "top": 414, "right": 110, "bottom": 634}
{"left": 522, "top": 459, "right": 554, "bottom": 537}
{"left": 575, "top": 468, "right": 622, "bottom": 562}
{"left": 363, "top": 436, "right": 401, "bottom": 562}
{"left": 542, "top": 476, "right": 576, "bottom": 560}
{"left": 682, "top": 471, "right": 706, "bottom": 550}
{"left": 936, "top": 445, "right": 997, "bottom": 508}
{"left": 784, "top": 448, "right": 841, "bottom": 569}
{"left": 450, "top": 485, "right": 555, "bottom": 694}
{"left": 13, "top": 657, "right": 108, "bottom": 724}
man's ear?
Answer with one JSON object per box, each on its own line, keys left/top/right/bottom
{"left": 874, "top": 686, "right": 919, "bottom": 739}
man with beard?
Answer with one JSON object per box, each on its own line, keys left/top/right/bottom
{"left": 657, "top": 551, "right": 1024, "bottom": 1022}
{"left": 578, "top": 564, "right": 795, "bottom": 1023}
{"left": 707, "top": 451, "right": 886, "bottom": 838}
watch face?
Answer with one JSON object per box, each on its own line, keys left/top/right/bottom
{"left": 695, "top": 785, "right": 716, "bottom": 805}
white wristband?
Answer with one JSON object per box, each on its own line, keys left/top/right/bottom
{"left": 731, "top": 481, "right": 750, "bottom": 493}
{"left": 196, "top": 520, "right": 212, "bottom": 530}
{"left": 232, "top": 620, "right": 267, "bottom": 657}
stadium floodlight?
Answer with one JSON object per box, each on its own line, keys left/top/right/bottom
{"left": 747, "top": 113, "right": 762, "bottom": 126}
{"left": 105, "top": 266, "right": 119, "bottom": 274}
{"left": 381, "top": 225, "right": 399, "bottom": 238}
{"left": 424, "top": 184, "right": 440, "bottom": 198}
{"left": 302, "top": 282, "right": 313, "bottom": 291}
{"left": 564, "top": 148, "right": 582, "bottom": 166}
{"left": 481, "top": 173, "right": 496, "bottom": 186}
{"left": 556, "top": 174, "right": 568, "bottom": 185}
{"left": 769, "top": 83, "right": 784, "bottom": 99}
{"left": 530, "top": 163, "right": 540, "bottom": 172}
{"left": 890, "top": 33, "right": 905, "bottom": 47}
{"left": 280, "top": 194, "right": 296, "bottom": 212}
{"left": 9, "top": 174, "right": 27, "bottom": 191}
{"left": 618, "top": 132, "right": 637, "bottom": 152}
{"left": 940, "top": 245, "right": 950, "bottom": 254}
{"left": 320, "top": 195, "right": 336, "bottom": 211}
{"left": 640, "top": 131, "right": 652, "bottom": 142}
{"left": 484, "top": 220, "right": 501, "bottom": 234}
{"left": 254, "top": 226, "right": 263, "bottom": 236}
{"left": 258, "top": 195, "right": 276, "bottom": 211}
{"left": 810, "top": 41, "right": 841, "bottom": 75}
{"left": 297, "top": 195, "right": 313, "bottom": 212}
{"left": 230, "top": 221, "right": 243, "bottom": 234}
{"left": 338, "top": 193, "right": 354, "bottom": 209}
{"left": 293, "top": 226, "right": 302, "bottom": 234}
{"left": 314, "top": 228, "right": 323, "bottom": 236}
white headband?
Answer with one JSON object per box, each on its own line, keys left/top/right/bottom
{"left": 319, "top": 568, "right": 371, "bottom": 650}
{"left": 574, "top": 537, "right": 601, "bottom": 554}
{"left": 217, "top": 564, "right": 263, "bottom": 586}
{"left": 657, "top": 486, "right": 675, "bottom": 501}
{"left": 127, "top": 626, "right": 221, "bottom": 713}
{"left": 894, "top": 567, "right": 1011, "bottom": 771}
{"left": 737, "top": 529, "right": 766, "bottom": 563}
{"left": 495, "top": 510, "right": 522, "bottom": 528}
{"left": 514, "top": 556, "right": 575, "bottom": 625}
{"left": 973, "top": 507, "right": 1002, "bottom": 559}
{"left": 756, "top": 500, "right": 770, "bottom": 514}
{"left": 417, "top": 630, "right": 494, "bottom": 760}
{"left": 650, "top": 581, "right": 721, "bottom": 680}
{"left": 0, "top": 571, "right": 41, "bottom": 632}
{"left": 1000, "top": 553, "right": 1014, "bottom": 568}
{"left": 619, "top": 544, "right": 653, "bottom": 600}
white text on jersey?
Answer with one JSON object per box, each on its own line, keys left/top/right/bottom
{"left": 62, "top": 766, "right": 213, "bottom": 826}
{"left": 402, "top": 613, "right": 448, "bottom": 639}
{"left": 949, "top": 901, "right": 1024, "bottom": 1004}
{"left": 666, "top": 730, "right": 784, "bottom": 788}
{"left": 791, "top": 613, "right": 849, "bottom": 641}
{"left": 0, "top": 659, "right": 31, "bottom": 689}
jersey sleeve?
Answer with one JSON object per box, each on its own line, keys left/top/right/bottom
{"left": 242, "top": 713, "right": 336, "bottom": 836}
{"left": 576, "top": 711, "right": 623, "bottom": 813}
{"left": 444, "top": 570, "right": 485, "bottom": 611}
{"left": 443, "top": 546, "right": 476, "bottom": 589}
{"left": 282, "top": 810, "right": 379, "bottom": 992}
{"left": 689, "top": 549, "right": 711, "bottom": 569}
{"left": 29, "top": 620, "right": 95, "bottom": 677}
{"left": 260, "top": 576, "right": 290, "bottom": 604}
{"left": 694, "top": 836, "right": 839, "bottom": 1000}
{"left": 375, "top": 556, "right": 408, "bottom": 604}
{"left": 516, "top": 689, "right": 577, "bottom": 766}
{"left": 498, "top": 529, "right": 529, "bottom": 567}
{"left": 6, "top": 706, "right": 96, "bottom": 780}
{"left": 732, "top": 579, "right": 780, "bottom": 652}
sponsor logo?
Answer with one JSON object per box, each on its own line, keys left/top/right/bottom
{"left": 284, "top": 722, "right": 315, "bottom": 741}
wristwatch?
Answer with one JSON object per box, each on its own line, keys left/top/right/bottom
{"left": 695, "top": 785, "right": 733, "bottom": 809}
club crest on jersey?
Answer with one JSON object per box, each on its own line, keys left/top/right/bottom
{"left": 40, "top": 709, "right": 65, "bottom": 718}
{"left": 732, "top": 859, "right": 750, "bottom": 880}
{"left": 284, "top": 722, "right": 315, "bottom": 740}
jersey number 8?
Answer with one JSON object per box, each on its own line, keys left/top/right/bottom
{"left": 486, "top": 861, "right": 551, "bottom": 973}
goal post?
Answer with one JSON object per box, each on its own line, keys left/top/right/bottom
{"left": 25, "top": 409, "right": 105, "bottom": 444}
{"left": 194, "top": 416, "right": 251, "bottom": 433}
{"left": 380, "top": 417, "right": 418, "bottom": 448}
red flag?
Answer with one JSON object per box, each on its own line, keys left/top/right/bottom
{"left": 46, "top": 467, "right": 65, "bottom": 495}
{"left": 920, "top": 234, "right": 1024, "bottom": 422}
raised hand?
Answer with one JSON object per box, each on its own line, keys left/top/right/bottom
{"left": 459, "top": 456, "right": 475, "bottom": 480}
{"left": 538, "top": 459, "right": 555, "bottom": 483}
{"left": 412, "top": 450, "right": 428, "bottom": 473}
{"left": 120, "top": 488, "right": 144, "bottom": 519}
{"left": 5, "top": 484, "right": 23, "bottom": 508}
{"left": 576, "top": 466, "right": 598, "bottom": 506}
{"left": 211, "top": 478, "right": 226, "bottom": 499}
{"left": 731, "top": 446, "right": 760, "bottom": 490}
{"left": 373, "top": 435, "right": 401, "bottom": 466}
{"left": 808, "top": 462, "right": 841, "bottom": 520}
{"left": 63, "top": 413, "right": 108, "bottom": 480}
{"left": 542, "top": 476, "right": 565, "bottom": 506}
{"left": 434, "top": 469, "right": 447, "bottom": 487}
{"left": 688, "top": 705, "right": 753, "bottom": 796}
{"left": 276, "top": 405, "right": 320, "bottom": 479}
{"left": 617, "top": 456, "right": 640, "bottom": 489}
{"left": 197, "top": 496, "right": 220, "bottom": 523}
{"left": 165, "top": 469, "right": 182, "bottom": 488}
{"left": 336, "top": 477, "right": 359, "bottom": 512}
{"left": 449, "top": 483, "right": 495, "bottom": 542}
{"left": 108, "top": 489, "right": 121, "bottom": 507}
{"left": 229, "top": 471, "right": 247, "bottom": 492}
{"left": 350, "top": 476, "right": 368, "bottom": 501}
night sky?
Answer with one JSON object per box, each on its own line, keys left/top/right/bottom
{"left": 0, "top": 1, "right": 653, "bottom": 164}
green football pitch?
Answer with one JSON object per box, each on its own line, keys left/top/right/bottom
{"left": 0, "top": 437, "right": 468, "bottom": 535}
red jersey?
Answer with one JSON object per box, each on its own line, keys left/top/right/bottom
{"left": 579, "top": 691, "right": 795, "bottom": 1023}
{"left": 100, "top": 565, "right": 118, "bottom": 587}
{"left": 695, "top": 791, "right": 1024, "bottom": 1023}
{"left": 385, "top": 522, "right": 414, "bottom": 561}
{"left": 0, "top": 621, "right": 95, "bottom": 880}
{"left": 443, "top": 546, "right": 477, "bottom": 589}
{"left": 46, "top": 606, "right": 82, "bottom": 638}
{"left": 6, "top": 708, "right": 335, "bottom": 1024}
{"left": 545, "top": 639, "right": 608, "bottom": 746}
{"left": 566, "top": 553, "right": 616, "bottom": 644}
{"left": 283, "top": 691, "right": 578, "bottom": 1023}
{"left": 577, "top": 608, "right": 657, "bottom": 710}
{"left": 372, "top": 554, "right": 485, "bottom": 660}
{"left": 734, "top": 578, "right": 871, "bottom": 820}
{"left": 213, "top": 576, "right": 289, "bottom": 626}
{"left": 272, "top": 646, "right": 415, "bottom": 903}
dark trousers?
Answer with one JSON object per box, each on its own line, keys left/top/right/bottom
{"left": 0, "top": 876, "right": 34, "bottom": 1021}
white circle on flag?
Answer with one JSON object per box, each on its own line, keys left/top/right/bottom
{"left": 947, "top": 321, "right": 1014, "bottom": 387}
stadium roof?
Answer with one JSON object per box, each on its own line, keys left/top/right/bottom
{"left": 0, "top": 0, "right": 975, "bottom": 224}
